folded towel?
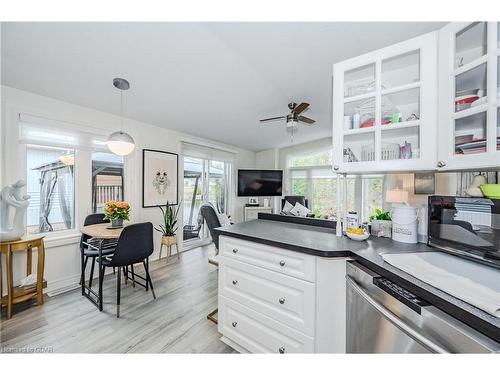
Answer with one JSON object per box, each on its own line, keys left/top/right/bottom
{"left": 381, "top": 252, "right": 500, "bottom": 318}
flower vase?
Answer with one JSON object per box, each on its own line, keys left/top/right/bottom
{"left": 111, "top": 218, "right": 123, "bottom": 228}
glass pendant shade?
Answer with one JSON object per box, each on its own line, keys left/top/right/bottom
{"left": 107, "top": 131, "right": 135, "bottom": 156}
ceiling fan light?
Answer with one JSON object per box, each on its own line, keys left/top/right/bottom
{"left": 106, "top": 131, "right": 135, "bottom": 156}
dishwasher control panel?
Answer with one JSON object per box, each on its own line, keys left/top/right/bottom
{"left": 374, "top": 277, "right": 429, "bottom": 314}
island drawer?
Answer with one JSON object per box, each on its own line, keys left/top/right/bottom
{"left": 219, "top": 295, "right": 314, "bottom": 353}
{"left": 219, "top": 256, "right": 315, "bottom": 336}
{"left": 219, "top": 236, "right": 316, "bottom": 282}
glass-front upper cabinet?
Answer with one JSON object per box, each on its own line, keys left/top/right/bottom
{"left": 332, "top": 32, "right": 438, "bottom": 173}
{"left": 437, "top": 22, "right": 500, "bottom": 170}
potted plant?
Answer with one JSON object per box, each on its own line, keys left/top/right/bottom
{"left": 154, "top": 201, "right": 181, "bottom": 248}
{"left": 369, "top": 208, "right": 392, "bottom": 238}
{"left": 104, "top": 200, "right": 130, "bottom": 228}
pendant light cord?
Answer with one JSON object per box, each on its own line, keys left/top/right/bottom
{"left": 120, "top": 89, "right": 124, "bottom": 133}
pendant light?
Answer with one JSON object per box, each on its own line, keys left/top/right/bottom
{"left": 107, "top": 78, "right": 136, "bottom": 156}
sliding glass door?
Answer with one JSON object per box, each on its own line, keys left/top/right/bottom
{"left": 182, "top": 157, "right": 230, "bottom": 246}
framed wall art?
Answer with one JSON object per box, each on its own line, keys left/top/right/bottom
{"left": 142, "top": 149, "right": 178, "bottom": 207}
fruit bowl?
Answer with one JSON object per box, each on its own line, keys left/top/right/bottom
{"left": 346, "top": 230, "right": 370, "bottom": 241}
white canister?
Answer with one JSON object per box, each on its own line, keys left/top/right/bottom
{"left": 391, "top": 205, "right": 418, "bottom": 244}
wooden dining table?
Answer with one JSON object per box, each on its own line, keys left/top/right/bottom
{"left": 80, "top": 223, "right": 125, "bottom": 310}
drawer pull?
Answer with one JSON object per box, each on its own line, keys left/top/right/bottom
{"left": 279, "top": 260, "right": 286, "bottom": 267}
{"left": 279, "top": 347, "right": 285, "bottom": 354}
{"left": 279, "top": 298, "right": 286, "bottom": 305}
{"left": 232, "top": 248, "right": 238, "bottom": 254}
{"left": 232, "top": 321, "right": 238, "bottom": 327}
{"left": 232, "top": 280, "right": 238, "bottom": 286}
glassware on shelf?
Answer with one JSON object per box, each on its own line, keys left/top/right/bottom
{"left": 382, "top": 50, "right": 420, "bottom": 89}
{"left": 455, "top": 22, "right": 487, "bottom": 68}
{"left": 454, "top": 111, "right": 487, "bottom": 155}
{"left": 344, "top": 63, "right": 375, "bottom": 98}
{"left": 455, "top": 63, "right": 487, "bottom": 112}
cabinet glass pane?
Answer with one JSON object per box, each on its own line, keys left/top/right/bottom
{"left": 498, "top": 23, "right": 500, "bottom": 49}
{"left": 381, "top": 87, "right": 420, "bottom": 124}
{"left": 343, "top": 133, "right": 375, "bottom": 163}
{"left": 497, "top": 56, "right": 500, "bottom": 99}
{"left": 344, "top": 64, "right": 375, "bottom": 98}
{"left": 344, "top": 97, "right": 375, "bottom": 130}
{"left": 382, "top": 50, "right": 420, "bottom": 89}
{"left": 455, "top": 63, "right": 487, "bottom": 112}
{"left": 454, "top": 111, "right": 487, "bottom": 155}
{"left": 455, "top": 22, "right": 487, "bottom": 68}
{"left": 380, "top": 126, "right": 420, "bottom": 160}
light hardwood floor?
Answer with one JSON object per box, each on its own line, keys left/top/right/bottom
{"left": 0, "top": 245, "right": 234, "bottom": 353}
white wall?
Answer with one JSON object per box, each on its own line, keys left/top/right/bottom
{"left": 1, "top": 85, "right": 255, "bottom": 295}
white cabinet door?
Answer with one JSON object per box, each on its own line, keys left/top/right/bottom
{"left": 437, "top": 22, "right": 500, "bottom": 171}
{"left": 333, "top": 31, "right": 438, "bottom": 173}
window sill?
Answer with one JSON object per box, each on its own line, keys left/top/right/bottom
{"left": 42, "top": 231, "right": 81, "bottom": 249}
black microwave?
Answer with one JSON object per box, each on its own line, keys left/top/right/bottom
{"left": 427, "top": 196, "right": 500, "bottom": 268}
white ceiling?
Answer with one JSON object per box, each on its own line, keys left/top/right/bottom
{"left": 1, "top": 22, "right": 445, "bottom": 151}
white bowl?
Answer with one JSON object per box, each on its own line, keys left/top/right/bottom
{"left": 346, "top": 232, "right": 370, "bottom": 241}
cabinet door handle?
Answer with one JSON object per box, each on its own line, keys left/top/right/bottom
{"left": 232, "top": 248, "right": 238, "bottom": 254}
{"left": 437, "top": 161, "right": 446, "bottom": 168}
{"left": 279, "top": 260, "right": 286, "bottom": 267}
{"left": 232, "top": 321, "right": 237, "bottom": 327}
{"left": 278, "top": 347, "right": 285, "bottom": 354}
{"left": 333, "top": 165, "right": 339, "bottom": 171}
{"left": 279, "top": 297, "right": 286, "bottom": 305}
{"left": 232, "top": 280, "right": 238, "bottom": 286}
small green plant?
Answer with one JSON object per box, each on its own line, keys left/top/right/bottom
{"left": 154, "top": 201, "right": 180, "bottom": 236}
{"left": 369, "top": 208, "right": 391, "bottom": 222}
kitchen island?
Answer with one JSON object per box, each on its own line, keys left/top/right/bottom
{"left": 214, "top": 218, "right": 500, "bottom": 353}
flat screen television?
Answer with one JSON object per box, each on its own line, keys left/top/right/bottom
{"left": 237, "top": 169, "right": 283, "bottom": 197}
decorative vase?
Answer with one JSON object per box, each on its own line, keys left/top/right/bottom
{"left": 111, "top": 218, "right": 123, "bottom": 228}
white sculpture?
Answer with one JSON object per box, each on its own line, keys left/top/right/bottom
{"left": 0, "top": 180, "right": 31, "bottom": 242}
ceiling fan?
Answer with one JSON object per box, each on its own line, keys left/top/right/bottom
{"left": 260, "top": 102, "right": 316, "bottom": 133}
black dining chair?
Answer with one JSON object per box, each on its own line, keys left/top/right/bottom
{"left": 200, "top": 204, "right": 222, "bottom": 324}
{"left": 98, "top": 222, "right": 156, "bottom": 318}
{"left": 80, "top": 213, "right": 117, "bottom": 292}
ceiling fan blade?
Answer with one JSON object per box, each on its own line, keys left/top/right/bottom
{"left": 292, "top": 102, "right": 309, "bottom": 114}
{"left": 260, "top": 116, "right": 286, "bottom": 123}
{"left": 298, "top": 116, "right": 315, "bottom": 125}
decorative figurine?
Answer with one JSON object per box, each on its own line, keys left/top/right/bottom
{"left": 0, "top": 180, "right": 31, "bottom": 242}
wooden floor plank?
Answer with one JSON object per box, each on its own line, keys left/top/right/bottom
{"left": 0, "top": 245, "right": 234, "bottom": 354}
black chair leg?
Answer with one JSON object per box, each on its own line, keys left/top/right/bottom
{"left": 88, "top": 257, "right": 96, "bottom": 289}
{"left": 80, "top": 252, "right": 88, "bottom": 292}
{"left": 143, "top": 259, "right": 156, "bottom": 300}
{"left": 98, "top": 264, "right": 105, "bottom": 311}
{"left": 116, "top": 267, "right": 121, "bottom": 318}
{"left": 131, "top": 264, "right": 136, "bottom": 287}
{"left": 123, "top": 266, "right": 128, "bottom": 284}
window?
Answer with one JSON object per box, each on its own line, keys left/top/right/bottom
{"left": 91, "top": 152, "right": 125, "bottom": 213}
{"left": 288, "top": 150, "right": 384, "bottom": 221}
{"left": 26, "top": 145, "right": 75, "bottom": 234}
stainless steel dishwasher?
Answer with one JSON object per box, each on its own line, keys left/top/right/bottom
{"left": 346, "top": 261, "right": 500, "bottom": 353}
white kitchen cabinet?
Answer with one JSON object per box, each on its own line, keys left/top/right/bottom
{"left": 437, "top": 22, "right": 500, "bottom": 171}
{"left": 218, "top": 236, "right": 347, "bottom": 353}
{"left": 332, "top": 32, "right": 438, "bottom": 173}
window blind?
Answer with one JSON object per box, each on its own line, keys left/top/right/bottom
{"left": 18, "top": 113, "right": 108, "bottom": 150}
{"left": 180, "top": 141, "right": 237, "bottom": 162}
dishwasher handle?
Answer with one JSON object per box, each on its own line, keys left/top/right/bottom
{"left": 346, "top": 276, "right": 449, "bottom": 354}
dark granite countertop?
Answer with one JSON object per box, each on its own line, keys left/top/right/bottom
{"left": 214, "top": 219, "right": 500, "bottom": 342}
